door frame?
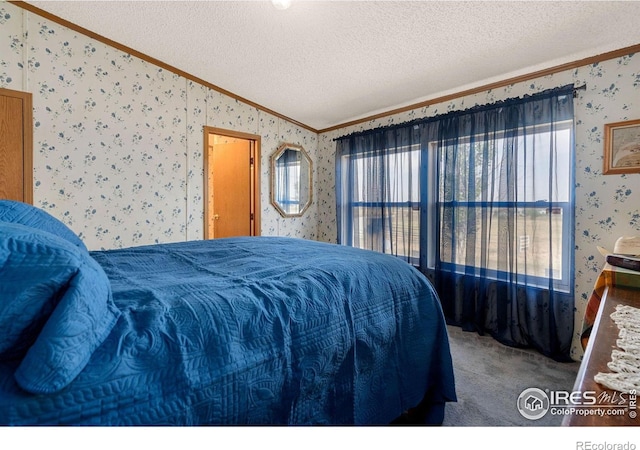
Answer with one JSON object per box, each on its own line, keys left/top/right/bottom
{"left": 203, "top": 126, "right": 261, "bottom": 239}
{"left": 0, "top": 87, "right": 33, "bottom": 204}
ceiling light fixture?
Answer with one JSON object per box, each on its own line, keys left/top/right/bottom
{"left": 272, "top": 0, "right": 292, "bottom": 10}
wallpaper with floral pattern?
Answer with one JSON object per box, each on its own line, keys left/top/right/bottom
{"left": 0, "top": 3, "right": 318, "bottom": 250}
{"left": 1, "top": 2, "right": 639, "bottom": 359}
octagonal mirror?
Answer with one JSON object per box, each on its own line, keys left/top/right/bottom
{"left": 270, "top": 143, "right": 312, "bottom": 217}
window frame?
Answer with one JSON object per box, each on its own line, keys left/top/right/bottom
{"left": 340, "top": 144, "right": 422, "bottom": 265}
{"left": 338, "top": 119, "right": 574, "bottom": 293}
{"left": 434, "top": 119, "right": 574, "bottom": 292}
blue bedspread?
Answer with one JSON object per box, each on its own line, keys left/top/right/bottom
{"left": 0, "top": 236, "right": 455, "bottom": 425}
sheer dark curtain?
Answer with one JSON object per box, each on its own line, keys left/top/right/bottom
{"left": 336, "top": 85, "right": 575, "bottom": 361}
{"left": 433, "top": 87, "right": 575, "bottom": 361}
{"left": 336, "top": 128, "right": 425, "bottom": 264}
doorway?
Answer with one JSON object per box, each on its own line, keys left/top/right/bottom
{"left": 203, "top": 127, "right": 261, "bottom": 239}
{"left": 0, "top": 88, "right": 33, "bottom": 203}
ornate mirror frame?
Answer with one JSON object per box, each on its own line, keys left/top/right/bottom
{"left": 270, "top": 143, "right": 312, "bottom": 218}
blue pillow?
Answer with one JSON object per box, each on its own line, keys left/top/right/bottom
{"left": 0, "top": 223, "right": 80, "bottom": 358}
{"left": 0, "top": 200, "right": 87, "bottom": 252}
{"left": 0, "top": 222, "right": 120, "bottom": 394}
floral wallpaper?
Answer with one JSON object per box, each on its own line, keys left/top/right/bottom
{"left": 0, "top": 2, "right": 318, "bottom": 250}
{"left": 1, "top": 1, "right": 639, "bottom": 359}
{"left": 318, "top": 55, "right": 640, "bottom": 361}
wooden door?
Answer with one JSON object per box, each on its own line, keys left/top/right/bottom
{"left": 0, "top": 88, "right": 33, "bottom": 203}
{"left": 204, "top": 127, "right": 261, "bottom": 239}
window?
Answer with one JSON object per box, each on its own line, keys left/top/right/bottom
{"left": 437, "top": 120, "right": 573, "bottom": 290}
{"left": 335, "top": 85, "right": 576, "bottom": 360}
{"left": 340, "top": 145, "right": 421, "bottom": 264}
{"left": 339, "top": 120, "right": 573, "bottom": 290}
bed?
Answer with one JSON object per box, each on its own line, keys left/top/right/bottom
{"left": 0, "top": 200, "right": 456, "bottom": 425}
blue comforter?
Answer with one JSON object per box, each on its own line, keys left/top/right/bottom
{"left": 0, "top": 236, "right": 455, "bottom": 425}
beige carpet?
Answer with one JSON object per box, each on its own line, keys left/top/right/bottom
{"left": 442, "top": 325, "right": 580, "bottom": 426}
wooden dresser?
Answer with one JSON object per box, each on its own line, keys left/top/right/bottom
{"left": 562, "top": 285, "right": 640, "bottom": 426}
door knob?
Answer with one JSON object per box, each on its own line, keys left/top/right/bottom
{"left": 214, "top": 214, "right": 220, "bottom": 220}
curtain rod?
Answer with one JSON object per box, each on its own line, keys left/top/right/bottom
{"left": 334, "top": 84, "right": 583, "bottom": 141}
{"left": 573, "top": 84, "right": 587, "bottom": 98}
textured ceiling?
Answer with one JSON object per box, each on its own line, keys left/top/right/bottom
{"left": 26, "top": 1, "right": 640, "bottom": 131}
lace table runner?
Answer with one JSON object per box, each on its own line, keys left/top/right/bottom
{"left": 593, "top": 304, "right": 640, "bottom": 393}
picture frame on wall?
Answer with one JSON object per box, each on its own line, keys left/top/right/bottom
{"left": 603, "top": 118, "right": 640, "bottom": 174}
